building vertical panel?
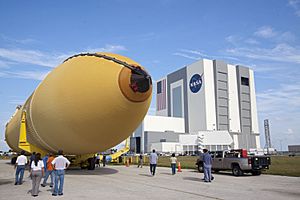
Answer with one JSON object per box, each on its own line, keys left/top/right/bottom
{"left": 236, "top": 66, "right": 257, "bottom": 149}
{"left": 213, "top": 60, "right": 229, "bottom": 131}
{"left": 203, "top": 59, "right": 217, "bottom": 131}
{"left": 233, "top": 134, "right": 239, "bottom": 149}
{"left": 186, "top": 60, "right": 207, "bottom": 132}
{"left": 167, "top": 68, "right": 189, "bottom": 132}
{"left": 249, "top": 69, "right": 259, "bottom": 134}
{"left": 227, "top": 64, "right": 241, "bottom": 133}
{"left": 170, "top": 80, "right": 184, "bottom": 118}
{"left": 255, "top": 135, "right": 261, "bottom": 149}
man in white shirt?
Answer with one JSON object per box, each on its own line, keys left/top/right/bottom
{"left": 14, "top": 150, "right": 28, "bottom": 185}
{"left": 149, "top": 149, "right": 158, "bottom": 176}
{"left": 51, "top": 150, "right": 70, "bottom": 196}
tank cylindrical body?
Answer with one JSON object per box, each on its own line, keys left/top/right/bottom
{"left": 5, "top": 53, "right": 152, "bottom": 155}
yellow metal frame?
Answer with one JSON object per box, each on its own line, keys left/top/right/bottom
{"left": 107, "top": 137, "right": 130, "bottom": 162}
{"left": 19, "top": 111, "right": 47, "bottom": 156}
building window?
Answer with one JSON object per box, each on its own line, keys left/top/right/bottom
{"left": 241, "top": 77, "right": 249, "bottom": 86}
{"left": 172, "top": 86, "right": 183, "bottom": 117}
{"left": 157, "top": 81, "right": 162, "bottom": 94}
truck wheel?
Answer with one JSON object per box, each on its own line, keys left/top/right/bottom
{"left": 197, "top": 164, "right": 203, "bottom": 173}
{"left": 11, "top": 156, "right": 17, "bottom": 165}
{"left": 252, "top": 171, "right": 261, "bottom": 176}
{"left": 232, "top": 165, "right": 243, "bottom": 176}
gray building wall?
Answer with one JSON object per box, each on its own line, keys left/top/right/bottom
{"left": 288, "top": 145, "right": 300, "bottom": 152}
{"left": 144, "top": 131, "right": 181, "bottom": 153}
{"left": 167, "top": 68, "right": 189, "bottom": 132}
{"left": 155, "top": 59, "right": 259, "bottom": 150}
{"left": 236, "top": 66, "right": 256, "bottom": 149}
{"left": 213, "top": 60, "right": 229, "bottom": 131}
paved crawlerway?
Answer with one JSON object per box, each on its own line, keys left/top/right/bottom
{"left": 1, "top": 160, "right": 300, "bottom": 200}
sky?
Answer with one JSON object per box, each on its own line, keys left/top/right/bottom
{"left": 0, "top": 0, "right": 299, "bottom": 151}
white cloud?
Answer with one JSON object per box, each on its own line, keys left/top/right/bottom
{"left": 86, "top": 44, "right": 127, "bottom": 53}
{"left": 225, "top": 35, "right": 242, "bottom": 44}
{"left": 253, "top": 26, "right": 296, "bottom": 43}
{"left": 0, "top": 70, "right": 50, "bottom": 80}
{"left": 0, "top": 44, "right": 127, "bottom": 80}
{"left": 8, "top": 99, "right": 25, "bottom": 105}
{"left": 0, "top": 34, "right": 38, "bottom": 45}
{"left": 0, "top": 60, "right": 12, "bottom": 68}
{"left": 173, "top": 52, "right": 199, "bottom": 60}
{"left": 277, "top": 31, "right": 296, "bottom": 42}
{"left": 173, "top": 49, "right": 213, "bottom": 60}
{"left": 226, "top": 43, "right": 300, "bottom": 64}
{"left": 180, "top": 49, "right": 209, "bottom": 57}
{"left": 0, "top": 48, "right": 61, "bottom": 67}
{"left": 286, "top": 128, "right": 294, "bottom": 135}
{"left": 245, "top": 38, "right": 260, "bottom": 45}
{"left": 257, "top": 83, "right": 300, "bottom": 114}
{"left": 254, "top": 26, "right": 277, "bottom": 38}
{"left": 288, "top": 0, "right": 300, "bottom": 17}
{"left": 0, "top": 44, "right": 127, "bottom": 69}
{"left": 257, "top": 83, "right": 300, "bottom": 150}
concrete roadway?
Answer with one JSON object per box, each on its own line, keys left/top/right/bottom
{"left": 0, "top": 160, "right": 299, "bottom": 200}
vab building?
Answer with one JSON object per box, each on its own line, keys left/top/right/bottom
{"left": 156, "top": 59, "right": 260, "bottom": 150}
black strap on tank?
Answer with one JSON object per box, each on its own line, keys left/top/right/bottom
{"left": 63, "top": 53, "right": 150, "bottom": 80}
{"left": 63, "top": 53, "right": 152, "bottom": 93}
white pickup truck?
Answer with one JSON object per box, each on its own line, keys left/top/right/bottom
{"left": 196, "top": 149, "right": 271, "bottom": 176}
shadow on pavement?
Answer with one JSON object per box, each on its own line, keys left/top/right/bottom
{"left": 182, "top": 177, "right": 203, "bottom": 182}
{"left": 0, "top": 179, "right": 14, "bottom": 185}
{"left": 66, "top": 167, "right": 118, "bottom": 176}
{"left": 160, "top": 172, "right": 172, "bottom": 175}
{"left": 139, "top": 174, "right": 153, "bottom": 177}
{"left": 213, "top": 171, "right": 253, "bottom": 177}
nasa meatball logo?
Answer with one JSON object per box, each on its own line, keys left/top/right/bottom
{"left": 189, "top": 74, "right": 202, "bottom": 93}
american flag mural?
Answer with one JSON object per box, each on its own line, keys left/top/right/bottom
{"left": 157, "top": 79, "right": 166, "bottom": 111}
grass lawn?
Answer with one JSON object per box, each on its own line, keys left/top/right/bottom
{"left": 263, "top": 156, "right": 300, "bottom": 177}
{"left": 127, "top": 155, "right": 300, "bottom": 177}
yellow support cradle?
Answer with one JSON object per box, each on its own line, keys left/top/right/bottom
{"left": 19, "top": 111, "right": 47, "bottom": 156}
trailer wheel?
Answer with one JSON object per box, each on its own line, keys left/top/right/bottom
{"left": 232, "top": 165, "right": 243, "bottom": 176}
{"left": 11, "top": 156, "right": 17, "bottom": 165}
{"left": 197, "top": 164, "right": 203, "bottom": 173}
{"left": 252, "top": 171, "right": 261, "bottom": 176}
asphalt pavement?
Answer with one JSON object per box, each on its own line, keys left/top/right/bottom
{"left": 0, "top": 159, "right": 299, "bottom": 200}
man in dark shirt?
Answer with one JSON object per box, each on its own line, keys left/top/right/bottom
{"left": 202, "top": 149, "right": 213, "bottom": 182}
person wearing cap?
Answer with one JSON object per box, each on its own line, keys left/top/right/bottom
{"left": 202, "top": 149, "right": 213, "bottom": 182}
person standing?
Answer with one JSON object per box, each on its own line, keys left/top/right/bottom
{"left": 29, "top": 152, "right": 36, "bottom": 170}
{"left": 14, "top": 150, "right": 27, "bottom": 185}
{"left": 51, "top": 150, "right": 70, "bottom": 196}
{"left": 202, "top": 149, "right": 213, "bottom": 182}
{"left": 30, "top": 153, "right": 44, "bottom": 197}
{"left": 95, "top": 153, "right": 100, "bottom": 168}
{"left": 137, "top": 154, "right": 143, "bottom": 168}
{"left": 102, "top": 155, "right": 106, "bottom": 167}
{"left": 42, "top": 153, "right": 49, "bottom": 174}
{"left": 170, "top": 153, "right": 177, "bottom": 175}
{"left": 149, "top": 149, "right": 158, "bottom": 176}
{"left": 41, "top": 153, "right": 55, "bottom": 187}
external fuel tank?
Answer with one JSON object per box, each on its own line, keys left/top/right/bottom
{"left": 5, "top": 53, "right": 152, "bottom": 155}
